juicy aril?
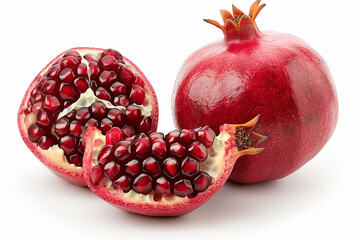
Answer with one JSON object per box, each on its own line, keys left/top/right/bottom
{"left": 172, "top": 1, "right": 338, "bottom": 183}
{"left": 83, "top": 116, "right": 266, "bottom": 216}
{"left": 18, "top": 48, "right": 158, "bottom": 186}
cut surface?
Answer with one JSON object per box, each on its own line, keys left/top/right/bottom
{"left": 83, "top": 116, "right": 267, "bottom": 216}
{"left": 18, "top": 47, "right": 159, "bottom": 186}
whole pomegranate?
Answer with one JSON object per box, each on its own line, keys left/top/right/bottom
{"left": 83, "top": 116, "right": 266, "bottom": 216}
{"left": 172, "top": 1, "right": 338, "bottom": 183}
{"left": 18, "top": 48, "right": 158, "bottom": 186}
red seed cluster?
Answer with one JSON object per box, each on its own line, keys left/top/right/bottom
{"left": 25, "top": 49, "right": 152, "bottom": 166}
{"left": 90, "top": 127, "right": 216, "bottom": 199}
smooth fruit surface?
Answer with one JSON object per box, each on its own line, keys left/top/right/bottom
{"left": 172, "top": 1, "right": 338, "bottom": 183}
{"left": 18, "top": 47, "right": 158, "bottom": 186}
{"left": 83, "top": 116, "right": 267, "bottom": 216}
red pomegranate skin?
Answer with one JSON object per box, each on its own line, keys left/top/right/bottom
{"left": 172, "top": 24, "right": 338, "bottom": 183}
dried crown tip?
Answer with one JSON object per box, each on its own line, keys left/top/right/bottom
{"left": 204, "top": 0, "right": 266, "bottom": 32}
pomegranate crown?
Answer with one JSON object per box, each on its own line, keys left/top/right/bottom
{"left": 204, "top": 0, "right": 265, "bottom": 40}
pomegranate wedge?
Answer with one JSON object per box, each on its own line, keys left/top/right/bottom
{"left": 83, "top": 116, "right": 267, "bottom": 216}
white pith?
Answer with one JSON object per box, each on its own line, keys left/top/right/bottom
{"left": 91, "top": 131, "right": 231, "bottom": 205}
{"left": 24, "top": 49, "right": 153, "bottom": 169}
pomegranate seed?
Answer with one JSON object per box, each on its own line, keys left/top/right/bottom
{"left": 28, "top": 124, "right": 46, "bottom": 142}
{"left": 165, "top": 130, "right": 181, "bottom": 144}
{"left": 38, "top": 134, "right": 56, "bottom": 150}
{"left": 59, "top": 135, "right": 77, "bottom": 155}
{"left": 194, "top": 172, "right": 212, "bottom": 192}
{"left": 134, "top": 76, "right": 145, "bottom": 88}
{"left": 37, "top": 77, "right": 47, "bottom": 90}
{"left": 138, "top": 117, "right": 152, "bottom": 133}
{"left": 90, "top": 101, "right": 107, "bottom": 120}
{"left": 100, "top": 118, "right": 113, "bottom": 133}
{"left": 125, "top": 160, "right": 140, "bottom": 176}
{"left": 89, "top": 62, "right": 100, "bottom": 80}
{"left": 59, "top": 83, "right": 79, "bottom": 101}
{"left": 52, "top": 57, "right": 63, "bottom": 66}
{"left": 134, "top": 135, "right": 150, "bottom": 157}
{"left": 84, "top": 54, "right": 99, "bottom": 62}
{"left": 90, "top": 80, "right": 98, "bottom": 91}
{"left": 36, "top": 109, "right": 52, "bottom": 129}
{"left": 143, "top": 157, "right": 160, "bottom": 176}
{"left": 180, "top": 129, "right": 196, "bottom": 145}
{"left": 86, "top": 118, "right": 98, "bottom": 128}
{"left": 31, "top": 87, "right": 39, "bottom": 96}
{"left": 125, "top": 105, "right": 142, "bottom": 125}
{"left": 59, "top": 68, "right": 75, "bottom": 83}
{"left": 47, "top": 65, "right": 61, "bottom": 79}
{"left": 74, "top": 77, "right": 90, "bottom": 93}
{"left": 32, "top": 101, "right": 43, "bottom": 112}
{"left": 170, "top": 143, "right": 186, "bottom": 158}
{"left": 133, "top": 174, "right": 152, "bottom": 194}
{"left": 43, "top": 95, "right": 61, "bottom": 114}
{"left": 60, "top": 56, "right": 79, "bottom": 72}
{"left": 65, "top": 109, "right": 76, "bottom": 118}
{"left": 155, "top": 177, "right": 171, "bottom": 196}
{"left": 69, "top": 120, "right": 82, "bottom": 137}
{"left": 113, "top": 95, "right": 129, "bottom": 107}
{"left": 55, "top": 118, "right": 69, "bottom": 136}
{"left": 77, "top": 63, "right": 88, "bottom": 77}
{"left": 163, "top": 157, "right": 179, "bottom": 178}
{"left": 40, "top": 80, "right": 57, "bottom": 95}
{"left": 99, "top": 70, "right": 117, "bottom": 87}
{"left": 174, "top": 179, "right": 193, "bottom": 197}
{"left": 98, "top": 145, "right": 114, "bottom": 165}
{"left": 107, "top": 108, "right": 125, "bottom": 126}
{"left": 110, "top": 82, "right": 127, "bottom": 95}
{"left": 188, "top": 141, "right": 208, "bottom": 162}
{"left": 31, "top": 93, "right": 42, "bottom": 104}
{"left": 118, "top": 66, "right": 135, "bottom": 85}
{"left": 69, "top": 155, "right": 82, "bottom": 166}
{"left": 90, "top": 165, "right": 104, "bottom": 185}
{"left": 114, "top": 175, "right": 131, "bottom": 192}
{"left": 95, "top": 87, "right": 111, "bottom": 101}
{"left": 63, "top": 50, "right": 82, "bottom": 62}
{"left": 99, "top": 55, "right": 118, "bottom": 71}
{"left": 196, "top": 126, "right": 216, "bottom": 148}
{"left": 75, "top": 107, "right": 91, "bottom": 123}
{"left": 122, "top": 125, "right": 135, "bottom": 138}
{"left": 181, "top": 157, "right": 199, "bottom": 177}
{"left": 105, "top": 127, "right": 123, "bottom": 146}
{"left": 101, "top": 49, "right": 123, "bottom": 61}
{"left": 149, "top": 132, "right": 164, "bottom": 142}
{"left": 152, "top": 139, "right": 167, "bottom": 158}
{"left": 104, "top": 161, "right": 121, "bottom": 181}
{"left": 114, "top": 141, "right": 132, "bottom": 161}
{"left": 125, "top": 135, "right": 136, "bottom": 143}
{"left": 78, "top": 139, "right": 85, "bottom": 153}
{"left": 129, "top": 85, "right": 145, "bottom": 105}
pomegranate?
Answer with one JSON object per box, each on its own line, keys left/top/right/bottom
{"left": 18, "top": 47, "right": 159, "bottom": 186}
{"left": 172, "top": 1, "right": 338, "bottom": 183}
{"left": 83, "top": 116, "right": 267, "bottom": 216}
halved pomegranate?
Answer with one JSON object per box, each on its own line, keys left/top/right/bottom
{"left": 83, "top": 116, "right": 267, "bottom": 216}
{"left": 18, "top": 47, "right": 159, "bottom": 186}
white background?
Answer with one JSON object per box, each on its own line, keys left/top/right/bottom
{"left": 1, "top": 0, "right": 359, "bottom": 239}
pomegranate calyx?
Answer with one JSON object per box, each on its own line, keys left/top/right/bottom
{"left": 204, "top": 0, "right": 265, "bottom": 41}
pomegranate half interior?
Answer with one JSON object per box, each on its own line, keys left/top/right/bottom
{"left": 83, "top": 116, "right": 267, "bottom": 216}
{"left": 18, "top": 48, "right": 159, "bottom": 186}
